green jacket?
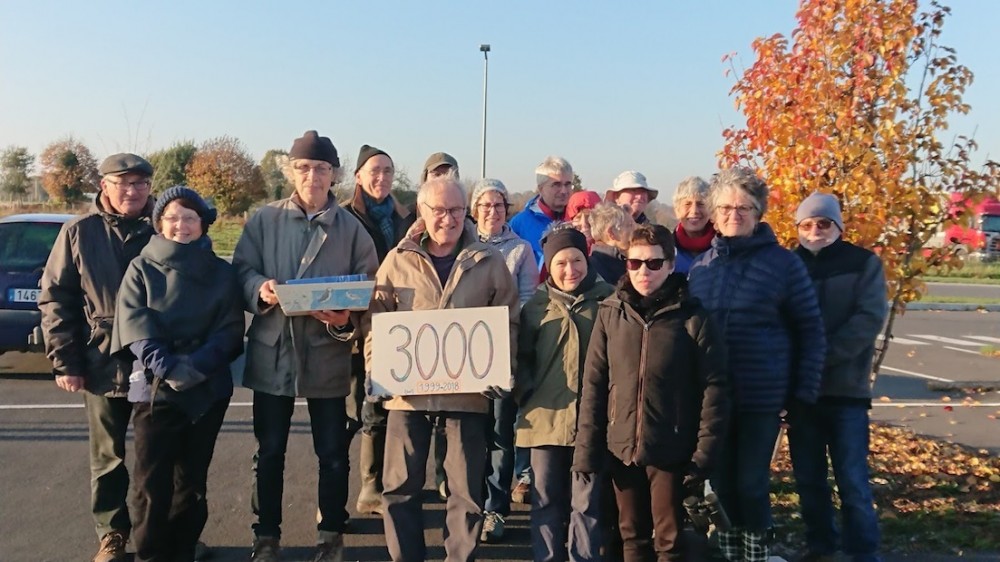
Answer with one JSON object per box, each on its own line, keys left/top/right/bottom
{"left": 514, "top": 279, "right": 614, "bottom": 448}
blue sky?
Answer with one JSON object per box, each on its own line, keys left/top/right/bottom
{"left": 1, "top": 1, "right": 996, "bottom": 201}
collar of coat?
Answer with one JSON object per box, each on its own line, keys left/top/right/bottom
{"left": 139, "top": 234, "right": 218, "bottom": 283}
{"left": 285, "top": 191, "right": 341, "bottom": 224}
{"left": 349, "top": 184, "right": 411, "bottom": 221}
{"left": 711, "top": 221, "right": 779, "bottom": 257}
{"left": 395, "top": 219, "right": 496, "bottom": 270}
{"left": 602, "top": 272, "right": 692, "bottom": 322}
{"left": 94, "top": 192, "right": 154, "bottom": 226}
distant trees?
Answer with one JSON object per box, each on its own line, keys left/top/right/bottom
{"left": 38, "top": 137, "right": 99, "bottom": 203}
{"left": 147, "top": 141, "right": 197, "bottom": 195}
{"left": 260, "top": 149, "right": 292, "bottom": 201}
{"left": 185, "top": 136, "right": 266, "bottom": 216}
{"left": 0, "top": 146, "right": 34, "bottom": 199}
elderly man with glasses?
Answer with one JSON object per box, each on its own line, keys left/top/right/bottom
{"left": 233, "top": 131, "right": 379, "bottom": 562}
{"left": 510, "top": 156, "right": 575, "bottom": 269}
{"left": 365, "top": 177, "right": 519, "bottom": 562}
{"left": 39, "top": 153, "right": 156, "bottom": 562}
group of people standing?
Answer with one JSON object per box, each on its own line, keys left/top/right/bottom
{"left": 39, "top": 130, "right": 888, "bottom": 562}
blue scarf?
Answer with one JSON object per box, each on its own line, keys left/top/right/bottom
{"left": 363, "top": 192, "right": 396, "bottom": 248}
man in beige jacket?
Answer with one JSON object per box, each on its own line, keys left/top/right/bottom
{"left": 365, "top": 177, "right": 518, "bottom": 562}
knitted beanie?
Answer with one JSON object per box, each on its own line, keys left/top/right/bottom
{"left": 795, "top": 192, "right": 844, "bottom": 231}
{"left": 153, "top": 185, "right": 217, "bottom": 232}
{"left": 355, "top": 144, "right": 391, "bottom": 173}
{"left": 289, "top": 130, "right": 340, "bottom": 167}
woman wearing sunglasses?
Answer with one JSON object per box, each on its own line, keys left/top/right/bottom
{"left": 574, "top": 224, "right": 730, "bottom": 562}
{"left": 515, "top": 226, "right": 613, "bottom": 561}
{"left": 687, "top": 167, "right": 826, "bottom": 562}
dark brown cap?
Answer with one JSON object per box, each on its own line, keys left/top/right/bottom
{"left": 99, "top": 153, "right": 153, "bottom": 177}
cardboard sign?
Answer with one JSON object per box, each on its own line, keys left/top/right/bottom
{"left": 274, "top": 279, "right": 375, "bottom": 316}
{"left": 371, "top": 306, "right": 511, "bottom": 396}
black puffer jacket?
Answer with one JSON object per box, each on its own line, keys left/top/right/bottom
{"left": 573, "top": 274, "right": 730, "bottom": 474}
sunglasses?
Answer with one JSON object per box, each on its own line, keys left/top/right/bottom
{"left": 625, "top": 258, "right": 667, "bottom": 271}
{"left": 797, "top": 218, "right": 834, "bottom": 231}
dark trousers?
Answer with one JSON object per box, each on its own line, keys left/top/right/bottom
{"left": 530, "top": 446, "right": 603, "bottom": 562}
{"left": 484, "top": 395, "right": 516, "bottom": 515}
{"left": 132, "top": 399, "right": 229, "bottom": 562}
{"left": 83, "top": 392, "right": 133, "bottom": 539}
{"left": 610, "top": 458, "right": 686, "bottom": 562}
{"left": 788, "top": 403, "right": 881, "bottom": 560}
{"left": 251, "top": 392, "right": 349, "bottom": 541}
{"left": 712, "top": 412, "right": 781, "bottom": 531}
{"left": 383, "top": 409, "right": 488, "bottom": 562}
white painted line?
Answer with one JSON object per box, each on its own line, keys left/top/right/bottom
{"left": 0, "top": 401, "right": 299, "bottom": 411}
{"left": 879, "top": 365, "right": 954, "bottom": 382}
{"left": 877, "top": 334, "right": 928, "bottom": 345}
{"left": 873, "top": 402, "right": 1000, "bottom": 407}
{"left": 944, "top": 346, "right": 982, "bottom": 355}
{"left": 967, "top": 336, "right": 1000, "bottom": 344}
{"left": 908, "top": 334, "right": 982, "bottom": 346}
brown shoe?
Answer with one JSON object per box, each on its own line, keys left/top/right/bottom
{"left": 511, "top": 478, "right": 531, "bottom": 504}
{"left": 251, "top": 536, "right": 281, "bottom": 562}
{"left": 312, "top": 533, "right": 344, "bottom": 562}
{"left": 94, "top": 530, "right": 128, "bottom": 562}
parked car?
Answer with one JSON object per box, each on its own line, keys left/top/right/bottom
{"left": 0, "top": 213, "right": 76, "bottom": 355}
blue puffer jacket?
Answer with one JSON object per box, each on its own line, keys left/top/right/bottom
{"left": 509, "top": 194, "right": 557, "bottom": 270}
{"left": 688, "top": 222, "right": 826, "bottom": 413}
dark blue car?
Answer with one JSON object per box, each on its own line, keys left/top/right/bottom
{"left": 0, "top": 213, "right": 75, "bottom": 355}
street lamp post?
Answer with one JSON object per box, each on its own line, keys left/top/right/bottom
{"left": 480, "top": 44, "right": 490, "bottom": 179}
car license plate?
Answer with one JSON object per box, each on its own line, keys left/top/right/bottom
{"left": 8, "top": 288, "right": 40, "bottom": 303}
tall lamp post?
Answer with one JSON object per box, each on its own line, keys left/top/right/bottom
{"left": 480, "top": 44, "right": 490, "bottom": 178}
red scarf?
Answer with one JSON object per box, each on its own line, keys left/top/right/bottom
{"left": 675, "top": 222, "right": 715, "bottom": 253}
{"left": 537, "top": 197, "right": 564, "bottom": 221}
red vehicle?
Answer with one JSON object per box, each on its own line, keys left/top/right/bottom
{"left": 944, "top": 193, "right": 1000, "bottom": 261}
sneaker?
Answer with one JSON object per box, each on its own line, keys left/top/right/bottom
{"left": 251, "top": 536, "right": 281, "bottom": 562}
{"left": 312, "top": 533, "right": 344, "bottom": 562}
{"left": 511, "top": 477, "right": 531, "bottom": 504}
{"left": 480, "top": 511, "right": 506, "bottom": 543}
{"left": 94, "top": 530, "right": 128, "bottom": 562}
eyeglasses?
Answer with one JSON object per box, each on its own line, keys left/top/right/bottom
{"left": 717, "top": 204, "right": 756, "bottom": 216}
{"left": 293, "top": 163, "right": 334, "bottom": 176}
{"left": 625, "top": 258, "right": 668, "bottom": 271}
{"left": 422, "top": 202, "right": 467, "bottom": 219}
{"left": 476, "top": 202, "right": 508, "bottom": 213}
{"left": 105, "top": 178, "right": 151, "bottom": 192}
{"left": 548, "top": 181, "right": 573, "bottom": 190}
{"left": 798, "top": 218, "right": 834, "bottom": 231}
{"left": 365, "top": 167, "right": 394, "bottom": 177}
{"left": 160, "top": 215, "right": 200, "bottom": 225}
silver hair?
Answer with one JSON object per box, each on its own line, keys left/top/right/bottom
{"left": 672, "top": 176, "right": 710, "bottom": 206}
{"left": 534, "top": 156, "right": 573, "bottom": 187}
{"left": 709, "top": 167, "right": 768, "bottom": 217}
{"left": 281, "top": 155, "right": 346, "bottom": 185}
{"left": 416, "top": 177, "right": 468, "bottom": 208}
{"left": 588, "top": 202, "right": 633, "bottom": 244}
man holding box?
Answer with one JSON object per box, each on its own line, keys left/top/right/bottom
{"left": 233, "top": 130, "right": 379, "bottom": 562}
{"left": 365, "top": 177, "right": 519, "bottom": 562}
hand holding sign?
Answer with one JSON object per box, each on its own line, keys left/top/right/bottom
{"left": 370, "top": 306, "right": 511, "bottom": 397}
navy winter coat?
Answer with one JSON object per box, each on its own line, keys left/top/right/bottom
{"left": 688, "top": 222, "right": 825, "bottom": 413}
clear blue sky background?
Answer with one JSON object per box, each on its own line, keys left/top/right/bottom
{"left": 1, "top": 1, "right": 996, "bottom": 201}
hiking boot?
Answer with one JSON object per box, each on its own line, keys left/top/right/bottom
{"left": 480, "top": 511, "right": 506, "bottom": 543}
{"left": 511, "top": 476, "right": 531, "bottom": 504}
{"left": 251, "top": 536, "right": 280, "bottom": 562}
{"left": 312, "top": 533, "right": 344, "bottom": 562}
{"left": 94, "top": 530, "right": 128, "bottom": 562}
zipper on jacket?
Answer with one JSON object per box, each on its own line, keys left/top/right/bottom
{"left": 632, "top": 322, "right": 650, "bottom": 463}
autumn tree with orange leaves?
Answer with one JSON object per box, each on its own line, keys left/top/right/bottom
{"left": 185, "top": 136, "right": 266, "bottom": 216}
{"left": 720, "top": 0, "right": 999, "bottom": 373}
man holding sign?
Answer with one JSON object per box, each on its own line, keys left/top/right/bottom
{"left": 365, "top": 177, "right": 519, "bottom": 562}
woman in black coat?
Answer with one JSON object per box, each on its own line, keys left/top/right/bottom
{"left": 111, "top": 186, "right": 245, "bottom": 562}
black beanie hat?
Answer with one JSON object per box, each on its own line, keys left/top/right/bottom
{"left": 542, "top": 228, "right": 589, "bottom": 272}
{"left": 355, "top": 144, "right": 392, "bottom": 173}
{"left": 289, "top": 130, "right": 340, "bottom": 167}
{"left": 153, "top": 185, "right": 218, "bottom": 233}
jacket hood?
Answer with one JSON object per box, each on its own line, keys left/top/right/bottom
{"left": 712, "top": 221, "right": 779, "bottom": 256}
{"left": 478, "top": 223, "right": 519, "bottom": 244}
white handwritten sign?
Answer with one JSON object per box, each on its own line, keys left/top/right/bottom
{"left": 371, "top": 306, "right": 511, "bottom": 396}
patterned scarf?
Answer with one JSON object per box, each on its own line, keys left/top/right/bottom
{"left": 363, "top": 192, "right": 396, "bottom": 248}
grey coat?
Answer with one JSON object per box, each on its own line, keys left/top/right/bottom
{"left": 478, "top": 225, "right": 539, "bottom": 306}
{"left": 233, "top": 193, "right": 379, "bottom": 398}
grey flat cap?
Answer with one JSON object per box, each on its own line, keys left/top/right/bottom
{"left": 99, "top": 153, "right": 154, "bottom": 176}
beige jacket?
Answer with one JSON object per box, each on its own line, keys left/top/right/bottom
{"left": 365, "top": 222, "right": 519, "bottom": 413}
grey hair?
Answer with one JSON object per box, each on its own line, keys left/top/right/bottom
{"left": 709, "top": 167, "right": 769, "bottom": 217}
{"left": 281, "top": 155, "right": 346, "bottom": 185}
{"left": 588, "top": 202, "right": 633, "bottom": 244}
{"left": 672, "top": 176, "right": 710, "bottom": 206}
{"left": 416, "top": 177, "right": 467, "bottom": 208}
{"left": 534, "top": 156, "right": 573, "bottom": 187}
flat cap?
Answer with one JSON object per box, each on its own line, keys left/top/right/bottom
{"left": 99, "top": 153, "right": 154, "bottom": 177}
{"left": 421, "top": 152, "right": 458, "bottom": 182}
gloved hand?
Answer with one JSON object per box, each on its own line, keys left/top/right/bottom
{"left": 364, "top": 372, "right": 393, "bottom": 403}
{"left": 165, "top": 356, "right": 207, "bottom": 392}
{"left": 480, "top": 385, "right": 510, "bottom": 400}
{"left": 681, "top": 462, "right": 708, "bottom": 498}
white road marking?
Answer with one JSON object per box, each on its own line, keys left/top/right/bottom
{"left": 877, "top": 334, "right": 928, "bottom": 345}
{"left": 907, "top": 334, "right": 983, "bottom": 346}
{"left": 943, "top": 346, "right": 981, "bottom": 355}
{"left": 879, "top": 365, "right": 954, "bottom": 382}
{"left": 966, "top": 336, "right": 1000, "bottom": 344}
